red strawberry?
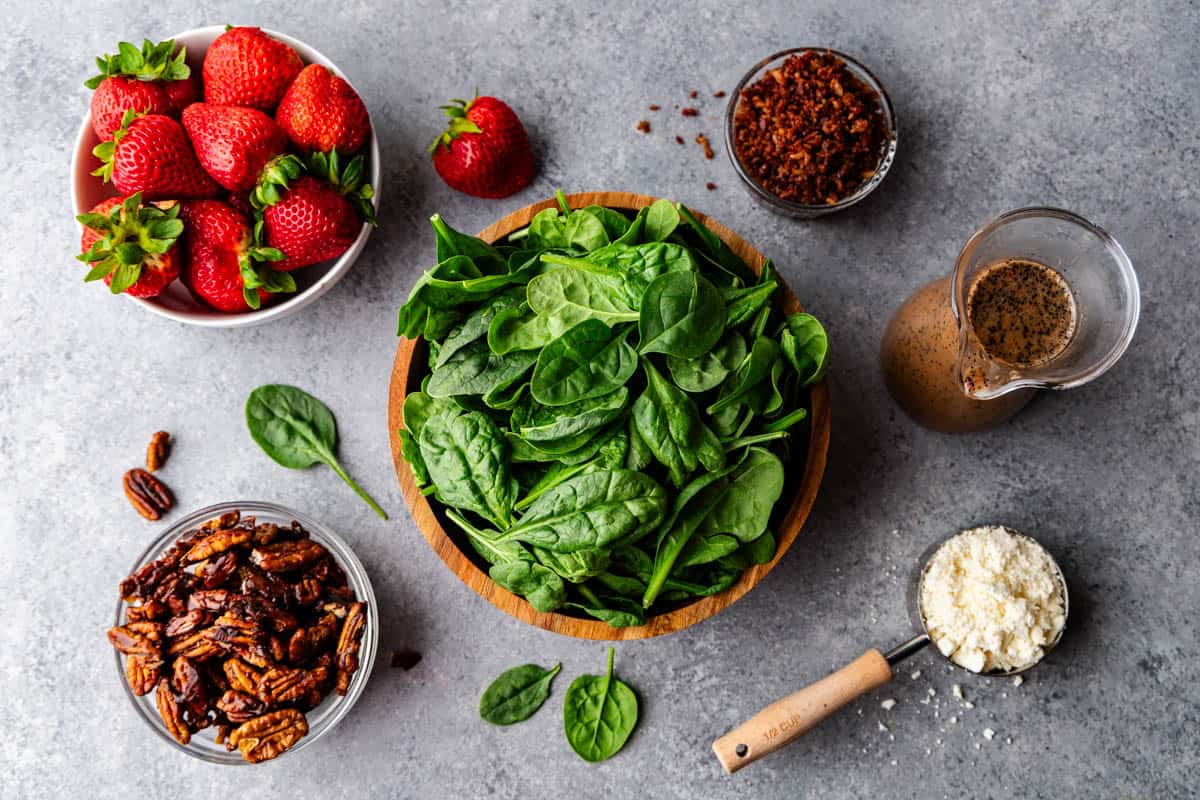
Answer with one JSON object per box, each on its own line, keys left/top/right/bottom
{"left": 430, "top": 95, "right": 534, "bottom": 199}
{"left": 203, "top": 27, "right": 303, "bottom": 111}
{"left": 86, "top": 39, "right": 196, "bottom": 140}
{"left": 178, "top": 200, "right": 295, "bottom": 312}
{"left": 93, "top": 111, "right": 218, "bottom": 200}
{"left": 251, "top": 152, "right": 376, "bottom": 271}
{"left": 275, "top": 64, "right": 371, "bottom": 153}
{"left": 76, "top": 193, "right": 182, "bottom": 297}
{"left": 182, "top": 103, "right": 289, "bottom": 192}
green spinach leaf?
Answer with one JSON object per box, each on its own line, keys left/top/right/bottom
{"left": 638, "top": 271, "right": 725, "bottom": 358}
{"left": 479, "top": 663, "right": 561, "bottom": 725}
{"left": 531, "top": 320, "right": 637, "bottom": 406}
{"left": 780, "top": 312, "right": 829, "bottom": 386}
{"left": 246, "top": 385, "right": 387, "bottom": 518}
{"left": 419, "top": 408, "right": 517, "bottom": 527}
{"left": 563, "top": 648, "right": 639, "bottom": 762}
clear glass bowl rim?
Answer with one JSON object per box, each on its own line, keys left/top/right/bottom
{"left": 111, "top": 500, "right": 379, "bottom": 766}
{"left": 723, "top": 46, "right": 900, "bottom": 215}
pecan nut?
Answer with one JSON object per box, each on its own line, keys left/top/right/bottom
{"left": 123, "top": 468, "right": 174, "bottom": 521}
{"left": 223, "top": 658, "right": 262, "bottom": 695}
{"left": 107, "top": 625, "right": 161, "bottom": 658}
{"left": 145, "top": 431, "right": 171, "bottom": 472}
{"left": 251, "top": 540, "right": 327, "bottom": 573}
{"left": 200, "top": 551, "right": 240, "bottom": 589}
{"left": 202, "top": 510, "right": 241, "bottom": 531}
{"left": 216, "top": 690, "right": 265, "bottom": 723}
{"left": 125, "top": 655, "right": 161, "bottom": 696}
{"left": 229, "top": 709, "right": 308, "bottom": 764}
{"left": 164, "top": 609, "right": 209, "bottom": 638}
{"left": 172, "top": 657, "right": 208, "bottom": 717}
{"left": 155, "top": 679, "right": 191, "bottom": 745}
{"left": 167, "top": 629, "right": 223, "bottom": 662}
{"left": 257, "top": 666, "right": 316, "bottom": 707}
{"left": 183, "top": 527, "right": 252, "bottom": 564}
{"left": 335, "top": 602, "right": 367, "bottom": 695}
{"left": 288, "top": 613, "right": 338, "bottom": 665}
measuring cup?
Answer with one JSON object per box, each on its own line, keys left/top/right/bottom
{"left": 712, "top": 526, "right": 1068, "bottom": 773}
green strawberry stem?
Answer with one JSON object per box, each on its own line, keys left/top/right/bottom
{"left": 91, "top": 109, "right": 141, "bottom": 183}
{"left": 85, "top": 38, "right": 190, "bottom": 89}
{"left": 428, "top": 94, "right": 482, "bottom": 154}
{"left": 75, "top": 192, "right": 183, "bottom": 293}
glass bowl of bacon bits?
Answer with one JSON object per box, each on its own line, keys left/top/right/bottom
{"left": 107, "top": 501, "right": 378, "bottom": 765}
{"left": 725, "top": 48, "right": 898, "bottom": 218}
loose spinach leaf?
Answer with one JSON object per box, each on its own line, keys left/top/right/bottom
{"left": 563, "top": 648, "right": 639, "bottom": 762}
{"left": 697, "top": 447, "right": 785, "bottom": 541}
{"left": 643, "top": 198, "right": 680, "bottom": 242}
{"left": 479, "top": 663, "right": 562, "bottom": 725}
{"left": 432, "top": 213, "right": 505, "bottom": 272}
{"left": 638, "top": 271, "right": 725, "bottom": 358}
{"left": 427, "top": 339, "right": 538, "bottom": 399}
{"left": 534, "top": 546, "right": 611, "bottom": 583}
{"left": 490, "top": 560, "right": 567, "bottom": 612}
{"left": 488, "top": 302, "right": 553, "bottom": 354}
{"left": 780, "top": 312, "right": 829, "bottom": 386}
{"left": 678, "top": 533, "right": 740, "bottom": 568}
{"left": 667, "top": 330, "right": 747, "bottom": 393}
{"left": 567, "top": 594, "right": 645, "bottom": 628}
{"left": 419, "top": 408, "right": 518, "bottom": 527}
{"left": 632, "top": 361, "right": 724, "bottom": 487}
{"left": 707, "top": 336, "right": 780, "bottom": 415}
{"left": 564, "top": 209, "right": 610, "bottom": 252}
{"left": 526, "top": 268, "right": 639, "bottom": 330}
{"left": 436, "top": 288, "right": 525, "bottom": 368}
{"left": 531, "top": 320, "right": 637, "bottom": 406}
{"left": 581, "top": 205, "right": 632, "bottom": 241}
{"left": 246, "top": 385, "right": 388, "bottom": 518}
{"left": 676, "top": 203, "right": 757, "bottom": 286}
{"left": 499, "top": 469, "right": 668, "bottom": 553}
{"left": 511, "top": 388, "right": 629, "bottom": 444}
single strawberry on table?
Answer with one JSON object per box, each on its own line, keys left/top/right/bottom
{"left": 429, "top": 94, "right": 534, "bottom": 199}
{"left": 93, "top": 110, "right": 218, "bottom": 200}
{"left": 179, "top": 199, "right": 295, "bottom": 312}
{"left": 87, "top": 38, "right": 197, "bottom": 140}
{"left": 276, "top": 63, "right": 371, "bottom": 153}
{"left": 203, "top": 26, "right": 303, "bottom": 111}
{"left": 76, "top": 193, "right": 183, "bottom": 297}
{"left": 182, "top": 102, "right": 289, "bottom": 192}
{"left": 251, "top": 150, "right": 376, "bottom": 270}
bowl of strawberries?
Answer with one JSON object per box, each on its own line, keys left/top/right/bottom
{"left": 71, "top": 26, "right": 381, "bottom": 327}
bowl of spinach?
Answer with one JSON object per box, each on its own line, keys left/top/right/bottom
{"left": 388, "top": 191, "right": 830, "bottom": 639}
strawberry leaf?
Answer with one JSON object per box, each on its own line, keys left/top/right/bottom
{"left": 85, "top": 38, "right": 190, "bottom": 87}
{"left": 109, "top": 259, "right": 142, "bottom": 294}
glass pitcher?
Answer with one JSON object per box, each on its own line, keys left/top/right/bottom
{"left": 880, "top": 208, "right": 1140, "bottom": 433}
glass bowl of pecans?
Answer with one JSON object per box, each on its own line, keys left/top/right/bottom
{"left": 108, "top": 501, "right": 378, "bottom": 765}
{"left": 724, "top": 48, "right": 898, "bottom": 218}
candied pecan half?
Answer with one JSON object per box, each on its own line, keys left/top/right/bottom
{"left": 257, "top": 667, "right": 315, "bottom": 707}
{"left": 229, "top": 709, "right": 308, "bottom": 764}
{"left": 251, "top": 540, "right": 326, "bottom": 573}
{"left": 239, "top": 565, "right": 290, "bottom": 607}
{"left": 145, "top": 431, "right": 171, "bottom": 472}
{"left": 217, "top": 690, "right": 266, "bottom": 723}
{"left": 125, "top": 620, "right": 165, "bottom": 641}
{"left": 172, "top": 657, "right": 208, "bottom": 717}
{"left": 125, "top": 599, "right": 167, "bottom": 623}
{"left": 200, "top": 551, "right": 240, "bottom": 589}
{"left": 167, "top": 630, "right": 223, "bottom": 662}
{"left": 224, "top": 595, "right": 298, "bottom": 633}
{"left": 107, "top": 625, "right": 161, "bottom": 657}
{"left": 201, "top": 511, "right": 241, "bottom": 531}
{"left": 307, "top": 557, "right": 347, "bottom": 587}
{"left": 155, "top": 679, "right": 190, "bottom": 745}
{"left": 224, "top": 658, "right": 262, "bottom": 695}
{"left": 124, "top": 468, "right": 174, "bottom": 521}
{"left": 252, "top": 522, "right": 283, "bottom": 546}
{"left": 120, "top": 550, "right": 182, "bottom": 600}
{"left": 165, "top": 609, "right": 209, "bottom": 638}
{"left": 126, "top": 655, "right": 161, "bottom": 696}
{"left": 183, "top": 527, "right": 252, "bottom": 564}
{"left": 291, "top": 576, "right": 323, "bottom": 607}
{"left": 288, "top": 613, "right": 338, "bottom": 665}
{"left": 188, "top": 589, "right": 236, "bottom": 612}
{"left": 335, "top": 602, "right": 366, "bottom": 695}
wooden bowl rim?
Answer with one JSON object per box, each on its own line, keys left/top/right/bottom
{"left": 387, "top": 191, "right": 830, "bottom": 640}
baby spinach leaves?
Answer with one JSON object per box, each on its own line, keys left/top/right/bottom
{"left": 531, "top": 320, "right": 637, "bottom": 406}
{"left": 395, "top": 199, "right": 829, "bottom": 627}
{"left": 480, "top": 663, "right": 561, "bottom": 725}
{"left": 638, "top": 271, "right": 725, "bottom": 359}
{"left": 246, "top": 385, "right": 388, "bottom": 518}
{"left": 564, "top": 648, "right": 639, "bottom": 762}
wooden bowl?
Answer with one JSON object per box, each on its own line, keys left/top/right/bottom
{"left": 387, "top": 191, "right": 830, "bottom": 640}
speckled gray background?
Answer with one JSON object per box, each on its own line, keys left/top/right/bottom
{"left": 2, "top": 0, "right": 1197, "bottom": 797}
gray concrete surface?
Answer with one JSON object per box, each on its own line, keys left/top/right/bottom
{"left": 2, "top": 1, "right": 1197, "bottom": 797}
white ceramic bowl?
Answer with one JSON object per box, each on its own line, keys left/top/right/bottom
{"left": 71, "top": 26, "right": 381, "bottom": 328}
